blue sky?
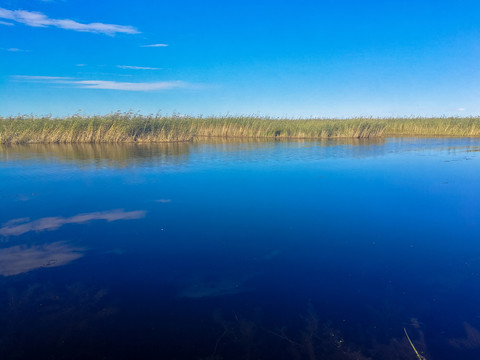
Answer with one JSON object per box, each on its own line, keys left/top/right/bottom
{"left": 1, "top": 0, "right": 479, "bottom": 117}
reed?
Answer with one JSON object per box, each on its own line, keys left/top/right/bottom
{"left": 1, "top": 114, "right": 479, "bottom": 144}
{"left": 382, "top": 117, "right": 480, "bottom": 137}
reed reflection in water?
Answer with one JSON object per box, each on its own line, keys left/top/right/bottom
{"left": 0, "top": 138, "right": 388, "bottom": 168}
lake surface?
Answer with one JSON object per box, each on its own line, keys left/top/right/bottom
{"left": 1, "top": 138, "right": 480, "bottom": 360}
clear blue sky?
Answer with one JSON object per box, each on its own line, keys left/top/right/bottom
{"left": 1, "top": 0, "right": 479, "bottom": 117}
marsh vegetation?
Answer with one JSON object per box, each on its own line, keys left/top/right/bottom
{"left": 1, "top": 114, "right": 479, "bottom": 144}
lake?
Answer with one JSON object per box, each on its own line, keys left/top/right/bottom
{"left": 1, "top": 138, "right": 480, "bottom": 360}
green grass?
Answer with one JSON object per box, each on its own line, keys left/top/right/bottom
{"left": 1, "top": 113, "right": 479, "bottom": 144}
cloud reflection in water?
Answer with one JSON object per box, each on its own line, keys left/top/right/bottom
{"left": 0, "top": 242, "right": 84, "bottom": 276}
{"left": 0, "top": 209, "right": 146, "bottom": 237}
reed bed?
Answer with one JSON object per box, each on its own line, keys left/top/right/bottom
{"left": 1, "top": 114, "right": 479, "bottom": 144}
{"left": 382, "top": 117, "right": 480, "bottom": 137}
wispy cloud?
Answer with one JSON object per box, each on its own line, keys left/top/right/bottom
{"left": 76, "top": 80, "right": 185, "bottom": 91}
{"left": 14, "top": 75, "right": 190, "bottom": 92}
{"left": 14, "top": 75, "right": 73, "bottom": 80}
{"left": 457, "top": 108, "right": 466, "bottom": 112}
{"left": 117, "top": 65, "right": 161, "bottom": 70}
{"left": 0, "top": 7, "right": 139, "bottom": 35}
{"left": 0, "top": 20, "right": 14, "bottom": 26}
{"left": 6, "top": 47, "right": 29, "bottom": 52}
{"left": 0, "top": 209, "right": 146, "bottom": 237}
{"left": 0, "top": 242, "right": 84, "bottom": 276}
{"left": 141, "top": 43, "right": 168, "bottom": 47}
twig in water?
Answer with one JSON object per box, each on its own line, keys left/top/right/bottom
{"left": 404, "top": 328, "right": 427, "bottom": 360}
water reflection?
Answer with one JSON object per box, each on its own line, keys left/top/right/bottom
{"left": 0, "top": 242, "right": 84, "bottom": 276}
{"left": 0, "top": 209, "right": 146, "bottom": 237}
{"left": 0, "top": 142, "right": 192, "bottom": 167}
{"left": 2, "top": 138, "right": 479, "bottom": 171}
{"left": 0, "top": 138, "right": 389, "bottom": 168}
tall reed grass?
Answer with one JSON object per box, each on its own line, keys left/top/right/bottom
{"left": 382, "top": 117, "right": 480, "bottom": 137}
{"left": 0, "top": 114, "right": 479, "bottom": 144}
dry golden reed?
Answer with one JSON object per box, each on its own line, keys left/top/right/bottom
{"left": 1, "top": 113, "right": 479, "bottom": 144}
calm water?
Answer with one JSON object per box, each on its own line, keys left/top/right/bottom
{"left": 1, "top": 138, "right": 480, "bottom": 360}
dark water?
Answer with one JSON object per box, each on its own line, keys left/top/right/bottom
{"left": 1, "top": 138, "right": 480, "bottom": 360}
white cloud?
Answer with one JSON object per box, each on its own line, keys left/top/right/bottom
{"left": 117, "top": 65, "right": 161, "bottom": 70}
{"left": 75, "top": 80, "right": 185, "bottom": 91}
{"left": 14, "top": 75, "right": 73, "bottom": 80}
{"left": 457, "top": 108, "right": 466, "bottom": 112}
{"left": 0, "top": 7, "right": 139, "bottom": 35}
{"left": 14, "top": 75, "right": 190, "bottom": 92}
{"left": 0, "top": 20, "right": 14, "bottom": 26}
{"left": 6, "top": 47, "right": 29, "bottom": 52}
{"left": 141, "top": 43, "right": 168, "bottom": 47}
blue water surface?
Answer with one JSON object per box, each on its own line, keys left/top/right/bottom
{"left": 1, "top": 138, "right": 480, "bottom": 360}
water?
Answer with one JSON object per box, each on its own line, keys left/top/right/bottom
{"left": 1, "top": 138, "right": 480, "bottom": 360}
